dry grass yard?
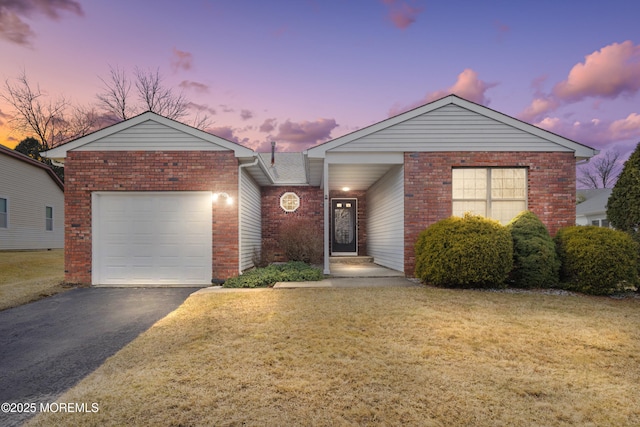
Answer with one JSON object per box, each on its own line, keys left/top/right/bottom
{"left": 30, "top": 286, "right": 640, "bottom": 426}
{"left": 0, "top": 249, "right": 67, "bottom": 311}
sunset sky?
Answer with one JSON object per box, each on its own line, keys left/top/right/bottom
{"left": 1, "top": 0, "right": 639, "bottom": 161}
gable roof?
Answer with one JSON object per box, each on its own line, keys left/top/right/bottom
{"left": 576, "top": 188, "right": 612, "bottom": 216}
{"left": 306, "top": 94, "right": 598, "bottom": 159}
{"left": 41, "top": 111, "right": 255, "bottom": 164}
{"left": 0, "top": 144, "right": 64, "bottom": 191}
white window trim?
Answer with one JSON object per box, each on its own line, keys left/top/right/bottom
{"left": 280, "top": 192, "right": 300, "bottom": 213}
{"left": 452, "top": 167, "right": 528, "bottom": 223}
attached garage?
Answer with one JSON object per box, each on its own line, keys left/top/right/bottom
{"left": 92, "top": 192, "right": 212, "bottom": 286}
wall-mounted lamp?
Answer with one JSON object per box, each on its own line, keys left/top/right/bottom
{"left": 212, "top": 192, "right": 233, "bottom": 205}
{"left": 342, "top": 187, "right": 350, "bottom": 192}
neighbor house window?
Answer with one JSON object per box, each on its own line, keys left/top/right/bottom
{"left": 280, "top": 192, "right": 300, "bottom": 212}
{"left": 46, "top": 206, "right": 53, "bottom": 231}
{"left": 452, "top": 168, "right": 527, "bottom": 224}
{"left": 591, "top": 219, "right": 611, "bottom": 228}
{"left": 0, "top": 198, "right": 7, "bottom": 228}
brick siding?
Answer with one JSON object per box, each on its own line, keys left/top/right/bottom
{"left": 404, "top": 151, "right": 576, "bottom": 276}
{"left": 64, "top": 151, "right": 239, "bottom": 284}
{"left": 261, "top": 186, "right": 324, "bottom": 262}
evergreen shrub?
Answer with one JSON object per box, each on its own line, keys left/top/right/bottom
{"left": 507, "top": 211, "right": 560, "bottom": 288}
{"left": 554, "top": 226, "right": 639, "bottom": 295}
{"left": 414, "top": 214, "right": 513, "bottom": 288}
{"left": 223, "top": 261, "right": 324, "bottom": 288}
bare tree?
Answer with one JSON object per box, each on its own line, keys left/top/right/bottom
{"left": 96, "top": 65, "right": 133, "bottom": 121}
{"left": 1, "top": 71, "right": 69, "bottom": 149}
{"left": 134, "top": 67, "right": 189, "bottom": 121}
{"left": 67, "top": 104, "right": 102, "bottom": 139}
{"left": 97, "top": 65, "right": 210, "bottom": 129}
{"left": 578, "top": 149, "right": 622, "bottom": 188}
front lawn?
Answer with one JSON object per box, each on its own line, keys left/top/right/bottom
{"left": 0, "top": 250, "right": 68, "bottom": 311}
{"left": 28, "top": 286, "right": 640, "bottom": 426}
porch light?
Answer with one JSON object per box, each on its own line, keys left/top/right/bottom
{"left": 342, "top": 187, "right": 350, "bottom": 192}
{"left": 212, "top": 192, "right": 233, "bottom": 205}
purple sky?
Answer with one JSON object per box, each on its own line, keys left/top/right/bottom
{"left": 1, "top": 0, "right": 639, "bottom": 162}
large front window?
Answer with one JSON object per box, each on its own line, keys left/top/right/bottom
{"left": 452, "top": 168, "right": 527, "bottom": 224}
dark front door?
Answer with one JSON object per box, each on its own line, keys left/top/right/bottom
{"left": 331, "top": 198, "right": 357, "bottom": 254}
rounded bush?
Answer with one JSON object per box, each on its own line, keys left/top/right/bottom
{"left": 414, "top": 214, "right": 513, "bottom": 288}
{"left": 507, "top": 211, "right": 560, "bottom": 288}
{"left": 554, "top": 226, "right": 639, "bottom": 295}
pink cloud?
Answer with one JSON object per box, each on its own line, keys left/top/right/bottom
{"left": 186, "top": 102, "right": 216, "bottom": 116}
{"left": 259, "top": 118, "right": 277, "bottom": 133}
{"left": 493, "top": 19, "right": 510, "bottom": 39}
{"left": 534, "top": 113, "right": 640, "bottom": 154}
{"left": 275, "top": 118, "right": 338, "bottom": 147}
{"left": 240, "top": 109, "right": 253, "bottom": 121}
{"left": 519, "top": 95, "right": 560, "bottom": 122}
{"left": 179, "top": 80, "right": 209, "bottom": 93}
{"left": 609, "top": 113, "right": 640, "bottom": 141}
{"left": 389, "top": 68, "right": 496, "bottom": 116}
{"left": 521, "top": 42, "right": 640, "bottom": 123}
{"left": 553, "top": 40, "right": 640, "bottom": 102}
{"left": 0, "top": 0, "right": 83, "bottom": 46}
{"left": 171, "top": 47, "right": 193, "bottom": 72}
{"left": 382, "top": 0, "right": 423, "bottom": 30}
{"left": 209, "top": 126, "right": 244, "bottom": 145}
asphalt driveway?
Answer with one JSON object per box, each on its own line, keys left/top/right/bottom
{"left": 0, "top": 287, "right": 197, "bottom": 426}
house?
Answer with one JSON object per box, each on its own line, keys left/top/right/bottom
{"left": 0, "top": 144, "right": 64, "bottom": 250}
{"left": 576, "top": 188, "right": 613, "bottom": 227}
{"left": 42, "top": 95, "right": 598, "bottom": 286}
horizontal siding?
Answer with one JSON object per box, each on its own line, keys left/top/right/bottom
{"left": 0, "top": 155, "right": 64, "bottom": 249}
{"left": 366, "top": 165, "right": 404, "bottom": 271}
{"left": 75, "top": 121, "right": 228, "bottom": 151}
{"left": 332, "top": 104, "right": 567, "bottom": 152}
{"left": 240, "top": 169, "right": 262, "bottom": 271}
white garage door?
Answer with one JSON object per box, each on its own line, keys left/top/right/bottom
{"left": 92, "top": 192, "right": 212, "bottom": 286}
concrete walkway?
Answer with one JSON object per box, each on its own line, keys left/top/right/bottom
{"left": 193, "top": 262, "right": 420, "bottom": 294}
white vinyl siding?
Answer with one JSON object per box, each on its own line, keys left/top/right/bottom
{"left": 452, "top": 168, "right": 527, "bottom": 224}
{"left": 0, "top": 154, "right": 64, "bottom": 250}
{"left": 331, "top": 104, "right": 569, "bottom": 153}
{"left": 366, "top": 165, "right": 404, "bottom": 272}
{"left": 74, "top": 120, "right": 230, "bottom": 151}
{"left": 240, "top": 169, "right": 262, "bottom": 271}
{"left": 92, "top": 192, "right": 212, "bottom": 286}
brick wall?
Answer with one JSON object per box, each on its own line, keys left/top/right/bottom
{"left": 64, "top": 151, "right": 239, "bottom": 284}
{"left": 261, "top": 186, "right": 324, "bottom": 262}
{"left": 404, "top": 151, "right": 576, "bottom": 276}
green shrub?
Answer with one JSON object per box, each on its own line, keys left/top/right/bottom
{"left": 223, "top": 261, "right": 324, "bottom": 288}
{"left": 414, "top": 214, "right": 513, "bottom": 288}
{"left": 507, "top": 211, "right": 560, "bottom": 288}
{"left": 555, "top": 226, "right": 639, "bottom": 295}
{"left": 278, "top": 217, "right": 323, "bottom": 264}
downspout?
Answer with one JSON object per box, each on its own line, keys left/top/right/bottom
{"left": 238, "top": 157, "right": 260, "bottom": 275}
{"left": 323, "top": 159, "right": 330, "bottom": 275}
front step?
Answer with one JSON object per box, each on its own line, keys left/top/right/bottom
{"left": 330, "top": 256, "right": 373, "bottom": 264}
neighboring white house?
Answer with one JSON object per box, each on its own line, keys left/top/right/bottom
{"left": 576, "top": 188, "right": 612, "bottom": 227}
{"left": 0, "top": 144, "right": 64, "bottom": 250}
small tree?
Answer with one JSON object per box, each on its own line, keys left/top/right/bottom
{"left": 607, "top": 142, "right": 640, "bottom": 244}
{"left": 14, "top": 137, "right": 64, "bottom": 181}
{"left": 507, "top": 211, "right": 560, "bottom": 288}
